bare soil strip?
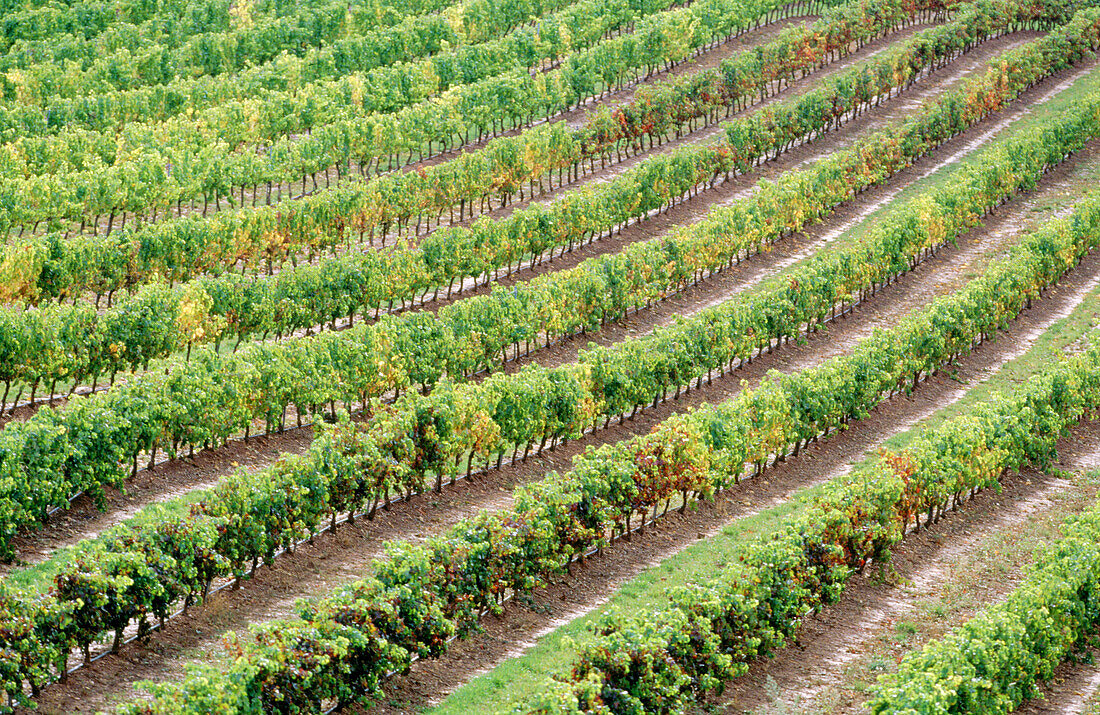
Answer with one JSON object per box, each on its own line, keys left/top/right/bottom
{"left": 1015, "top": 660, "right": 1100, "bottom": 714}
{"left": 775, "top": 478, "right": 1078, "bottom": 713}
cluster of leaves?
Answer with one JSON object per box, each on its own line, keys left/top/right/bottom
{"left": 102, "top": 163, "right": 1100, "bottom": 715}
{"left": 0, "top": 27, "right": 1094, "bottom": 563}
{"left": 0, "top": 0, "right": 580, "bottom": 64}
{"left": 0, "top": 0, "right": 232, "bottom": 58}
{"left": 871, "top": 507, "right": 1100, "bottom": 712}
{"left": 16, "top": 0, "right": 1078, "bottom": 234}
{"left": 4, "top": 60, "right": 1100, "bottom": 710}
{"left": 0, "top": 0, "right": 817, "bottom": 230}
{"left": 0, "top": 0, "right": 544, "bottom": 103}
{"left": 0, "top": 0, "right": 621, "bottom": 141}
{"left": 0, "top": 0, "right": 929, "bottom": 306}
{"left": 0, "top": 0, "right": 1070, "bottom": 406}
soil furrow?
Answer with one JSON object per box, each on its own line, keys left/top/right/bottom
{"left": 0, "top": 426, "right": 318, "bottom": 573}
{"left": 778, "top": 477, "right": 1074, "bottom": 713}
{"left": 1015, "top": 661, "right": 1100, "bottom": 714}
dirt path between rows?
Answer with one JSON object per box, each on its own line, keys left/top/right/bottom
{"left": 1, "top": 29, "right": 1037, "bottom": 572}
{"left": 1015, "top": 657, "right": 1100, "bottom": 714}
{"left": 758, "top": 479, "right": 1077, "bottom": 713}
{"left": 0, "top": 426, "right": 319, "bottom": 573}
{"left": 28, "top": 127, "right": 1100, "bottom": 713}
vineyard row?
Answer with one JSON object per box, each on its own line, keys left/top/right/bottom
{"left": 0, "top": 0, "right": 1015, "bottom": 413}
